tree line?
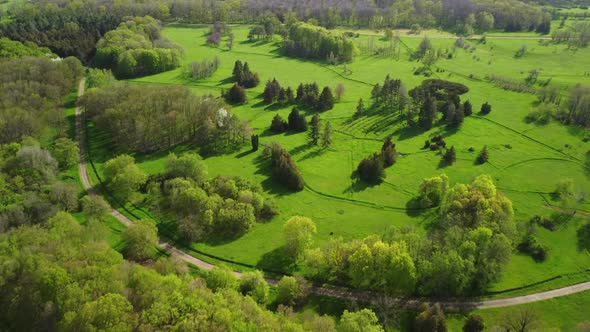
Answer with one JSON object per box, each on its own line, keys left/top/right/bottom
{"left": 283, "top": 22, "right": 356, "bottom": 61}
{"left": 94, "top": 16, "right": 183, "bottom": 78}
{"left": 81, "top": 84, "right": 251, "bottom": 154}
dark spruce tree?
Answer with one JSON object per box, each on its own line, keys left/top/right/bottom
{"left": 270, "top": 143, "right": 304, "bottom": 191}
{"left": 381, "top": 136, "right": 397, "bottom": 167}
{"left": 480, "top": 102, "right": 492, "bottom": 115}
{"left": 233, "top": 60, "right": 244, "bottom": 83}
{"left": 270, "top": 114, "right": 288, "bottom": 133}
{"left": 309, "top": 113, "right": 321, "bottom": 145}
{"left": 355, "top": 98, "right": 365, "bottom": 118}
{"left": 251, "top": 134, "right": 259, "bottom": 151}
{"left": 477, "top": 145, "right": 489, "bottom": 164}
{"left": 288, "top": 108, "right": 307, "bottom": 132}
{"left": 317, "top": 86, "right": 335, "bottom": 112}
{"left": 463, "top": 100, "right": 473, "bottom": 116}
{"left": 419, "top": 95, "right": 437, "bottom": 130}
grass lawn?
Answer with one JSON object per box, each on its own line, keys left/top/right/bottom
{"left": 84, "top": 24, "right": 590, "bottom": 295}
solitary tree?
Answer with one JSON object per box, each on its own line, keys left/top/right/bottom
{"left": 476, "top": 145, "right": 489, "bottom": 164}
{"left": 339, "top": 309, "right": 384, "bottom": 332}
{"left": 442, "top": 146, "right": 457, "bottom": 165}
{"left": 283, "top": 216, "right": 317, "bottom": 259}
{"left": 270, "top": 114, "right": 288, "bottom": 133}
{"left": 309, "top": 113, "right": 321, "bottom": 145}
{"left": 463, "top": 100, "right": 473, "bottom": 116}
{"left": 322, "top": 121, "right": 333, "bottom": 147}
{"left": 318, "top": 86, "right": 335, "bottom": 112}
{"left": 335, "top": 83, "right": 345, "bottom": 101}
{"left": 355, "top": 98, "right": 365, "bottom": 118}
{"left": 251, "top": 134, "right": 259, "bottom": 151}
{"left": 480, "top": 102, "right": 492, "bottom": 115}
{"left": 52, "top": 138, "right": 79, "bottom": 169}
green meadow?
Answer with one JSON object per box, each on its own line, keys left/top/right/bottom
{"left": 85, "top": 24, "right": 590, "bottom": 294}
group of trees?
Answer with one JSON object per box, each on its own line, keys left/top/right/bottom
{"left": 264, "top": 79, "right": 295, "bottom": 104}
{"left": 94, "top": 16, "right": 183, "bottom": 78}
{"left": 0, "top": 55, "right": 83, "bottom": 144}
{"left": 232, "top": 60, "right": 260, "bottom": 88}
{"left": 0, "top": 38, "right": 54, "bottom": 59}
{"left": 0, "top": 209, "right": 367, "bottom": 331}
{"left": 356, "top": 137, "right": 397, "bottom": 183}
{"left": 371, "top": 75, "right": 409, "bottom": 114}
{"left": 551, "top": 22, "right": 590, "bottom": 48}
{"left": 283, "top": 22, "right": 356, "bottom": 61}
{"left": 82, "top": 84, "right": 251, "bottom": 154}
{"left": 297, "top": 82, "right": 336, "bottom": 111}
{"left": 305, "top": 175, "right": 516, "bottom": 296}
{"left": 270, "top": 107, "right": 308, "bottom": 134}
{"left": 142, "top": 153, "right": 279, "bottom": 240}
{"left": 183, "top": 56, "right": 220, "bottom": 79}
{"left": 269, "top": 142, "right": 305, "bottom": 191}
{"left": 408, "top": 79, "right": 471, "bottom": 130}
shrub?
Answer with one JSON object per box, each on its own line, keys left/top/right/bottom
{"left": 184, "top": 57, "right": 219, "bottom": 79}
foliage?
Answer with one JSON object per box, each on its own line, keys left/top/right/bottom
{"left": 442, "top": 146, "right": 457, "bottom": 165}
{"left": 276, "top": 276, "right": 307, "bottom": 306}
{"left": 283, "top": 23, "right": 355, "bottom": 61}
{"left": 184, "top": 56, "right": 220, "bottom": 79}
{"left": 232, "top": 60, "right": 260, "bottom": 88}
{"left": 0, "top": 38, "right": 53, "bottom": 59}
{"left": 226, "top": 84, "right": 248, "bottom": 104}
{"left": 309, "top": 114, "right": 321, "bottom": 145}
{"left": 239, "top": 270, "right": 269, "bottom": 304}
{"left": 104, "top": 155, "right": 147, "bottom": 201}
{"left": 83, "top": 84, "right": 249, "bottom": 154}
{"left": 122, "top": 219, "right": 158, "bottom": 261}
{"left": 206, "top": 265, "right": 239, "bottom": 291}
{"left": 283, "top": 216, "right": 317, "bottom": 259}
{"left": 270, "top": 114, "right": 288, "bottom": 133}
{"left": 566, "top": 85, "right": 590, "bottom": 126}
{"left": 270, "top": 142, "right": 305, "bottom": 191}
{"left": 86, "top": 68, "right": 116, "bottom": 89}
{"left": 372, "top": 75, "right": 408, "bottom": 113}
{"left": 339, "top": 309, "right": 384, "bottom": 332}
{"left": 81, "top": 195, "right": 110, "bottom": 222}
{"left": 322, "top": 121, "right": 333, "bottom": 147}
{"left": 463, "top": 314, "right": 485, "bottom": 332}
{"left": 414, "top": 303, "right": 447, "bottom": 332}
{"left": 418, "top": 174, "right": 449, "bottom": 208}
{"left": 317, "top": 87, "right": 335, "bottom": 112}
{"left": 288, "top": 108, "right": 308, "bottom": 132}
{"left": 356, "top": 153, "right": 385, "bottom": 183}
{"left": 476, "top": 146, "right": 489, "bottom": 164}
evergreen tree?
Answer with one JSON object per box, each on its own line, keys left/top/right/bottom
{"left": 317, "top": 87, "right": 335, "bottom": 112}
{"left": 288, "top": 108, "right": 307, "bottom": 132}
{"left": 270, "top": 114, "right": 288, "bottom": 133}
{"left": 322, "top": 121, "right": 333, "bottom": 147}
{"left": 419, "top": 95, "right": 437, "bottom": 130}
{"left": 357, "top": 153, "right": 385, "bottom": 183}
{"left": 355, "top": 98, "right": 365, "bottom": 118}
{"left": 442, "top": 146, "right": 456, "bottom": 165}
{"left": 226, "top": 84, "right": 247, "bottom": 104}
{"left": 381, "top": 136, "right": 397, "bottom": 167}
{"left": 309, "top": 113, "right": 321, "bottom": 145}
{"left": 296, "top": 83, "right": 305, "bottom": 102}
{"left": 286, "top": 87, "right": 295, "bottom": 103}
{"left": 251, "top": 134, "right": 259, "bottom": 151}
{"left": 453, "top": 106, "right": 465, "bottom": 126}
{"left": 463, "top": 100, "right": 473, "bottom": 116}
{"left": 371, "top": 84, "right": 381, "bottom": 102}
{"left": 477, "top": 145, "right": 489, "bottom": 164}
{"left": 480, "top": 102, "right": 492, "bottom": 115}
{"left": 233, "top": 60, "right": 243, "bottom": 83}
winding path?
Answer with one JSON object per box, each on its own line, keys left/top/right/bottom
{"left": 75, "top": 78, "right": 590, "bottom": 310}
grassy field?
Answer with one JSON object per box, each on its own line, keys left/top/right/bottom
{"left": 84, "top": 24, "right": 590, "bottom": 295}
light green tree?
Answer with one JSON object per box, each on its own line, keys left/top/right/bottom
{"left": 283, "top": 216, "right": 317, "bottom": 258}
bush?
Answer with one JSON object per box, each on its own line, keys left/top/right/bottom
{"left": 206, "top": 266, "right": 239, "bottom": 291}
{"left": 518, "top": 235, "right": 549, "bottom": 262}
{"left": 225, "top": 84, "right": 247, "bottom": 104}
{"left": 233, "top": 61, "right": 259, "bottom": 88}
{"left": 184, "top": 57, "right": 219, "bottom": 79}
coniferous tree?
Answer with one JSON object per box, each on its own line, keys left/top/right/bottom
{"left": 322, "top": 121, "right": 333, "bottom": 147}
{"left": 309, "top": 113, "right": 321, "bottom": 145}
{"left": 442, "top": 146, "right": 456, "bottom": 165}
{"left": 355, "top": 98, "right": 365, "bottom": 118}
{"left": 226, "top": 84, "right": 247, "bottom": 104}
{"left": 288, "top": 108, "right": 307, "bottom": 132}
{"left": 233, "top": 60, "right": 244, "bottom": 83}
{"left": 251, "top": 134, "right": 259, "bottom": 151}
{"left": 453, "top": 106, "right": 465, "bottom": 126}
{"left": 357, "top": 153, "right": 385, "bottom": 183}
{"left": 419, "top": 95, "right": 437, "bottom": 130}
{"left": 463, "top": 100, "right": 473, "bottom": 116}
{"left": 270, "top": 114, "right": 288, "bottom": 133}
{"left": 286, "top": 87, "right": 295, "bottom": 103}
{"left": 477, "top": 145, "right": 489, "bottom": 164}
{"left": 381, "top": 136, "right": 397, "bottom": 167}
{"left": 317, "top": 87, "right": 335, "bottom": 112}
{"left": 480, "top": 102, "right": 492, "bottom": 115}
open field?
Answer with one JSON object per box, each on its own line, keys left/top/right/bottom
{"left": 84, "top": 25, "right": 590, "bottom": 295}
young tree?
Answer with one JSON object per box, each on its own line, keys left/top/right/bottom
{"left": 283, "top": 216, "right": 317, "bottom": 259}
{"left": 206, "top": 265, "right": 239, "bottom": 292}
{"left": 227, "top": 32, "right": 234, "bottom": 50}
{"left": 322, "top": 121, "right": 333, "bottom": 147}
{"left": 480, "top": 102, "right": 492, "bottom": 115}
{"left": 122, "top": 219, "right": 158, "bottom": 261}
{"left": 309, "top": 113, "right": 321, "bottom": 145}
{"left": 233, "top": 60, "right": 243, "bottom": 83}
{"left": 52, "top": 138, "right": 79, "bottom": 169}
{"left": 165, "top": 153, "right": 208, "bottom": 185}
{"left": 276, "top": 276, "right": 306, "bottom": 306}
{"left": 355, "top": 98, "right": 365, "bottom": 118}
{"left": 416, "top": 36, "right": 433, "bottom": 59}
{"left": 442, "top": 146, "right": 457, "bottom": 165}
{"left": 335, "top": 83, "right": 345, "bottom": 101}
{"left": 476, "top": 145, "right": 489, "bottom": 164}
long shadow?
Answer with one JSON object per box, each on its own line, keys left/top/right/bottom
{"left": 392, "top": 125, "right": 423, "bottom": 141}
{"left": 343, "top": 173, "right": 382, "bottom": 194}
{"left": 256, "top": 246, "right": 297, "bottom": 274}
{"left": 299, "top": 148, "right": 327, "bottom": 162}
{"left": 216, "top": 76, "right": 235, "bottom": 86}
{"left": 290, "top": 143, "right": 312, "bottom": 156}
{"left": 235, "top": 149, "right": 255, "bottom": 159}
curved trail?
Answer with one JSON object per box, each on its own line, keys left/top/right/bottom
{"left": 75, "top": 79, "right": 590, "bottom": 310}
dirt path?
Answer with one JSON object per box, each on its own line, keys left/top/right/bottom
{"left": 75, "top": 79, "right": 590, "bottom": 310}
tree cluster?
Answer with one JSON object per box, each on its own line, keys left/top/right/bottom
{"left": 0, "top": 211, "right": 349, "bottom": 331}
{"left": 232, "top": 60, "right": 260, "bottom": 88}
{"left": 0, "top": 56, "right": 83, "bottom": 144}
{"left": 296, "top": 82, "right": 335, "bottom": 112}
{"left": 371, "top": 75, "right": 409, "bottom": 114}
{"left": 269, "top": 142, "right": 305, "bottom": 191}
{"left": 82, "top": 84, "right": 251, "bottom": 154}
{"left": 0, "top": 38, "right": 54, "bottom": 59}
{"left": 94, "top": 16, "right": 183, "bottom": 78}
{"left": 306, "top": 175, "right": 516, "bottom": 296}
{"left": 147, "top": 153, "right": 279, "bottom": 240}
{"left": 283, "top": 22, "right": 356, "bottom": 61}
{"left": 408, "top": 79, "right": 470, "bottom": 130}
{"left": 263, "top": 79, "right": 295, "bottom": 104}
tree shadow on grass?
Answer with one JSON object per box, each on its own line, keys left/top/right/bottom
{"left": 256, "top": 246, "right": 297, "bottom": 274}
{"left": 252, "top": 155, "right": 295, "bottom": 197}
{"left": 299, "top": 147, "right": 327, "bottom": 162}
{"left": 392, "top": 125, "right": 423, "bottom": 141}
{"left": 216, "top": 76, "right": 235, "bottom": 86}
{"left": 577, "top": 222, "right": 590, "bottom": 252}
{"left": 235, "top": 149, "right": 255, "bottom": 159}
{"left": 343, "top": 173, "right": 382, "bottom": 194}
